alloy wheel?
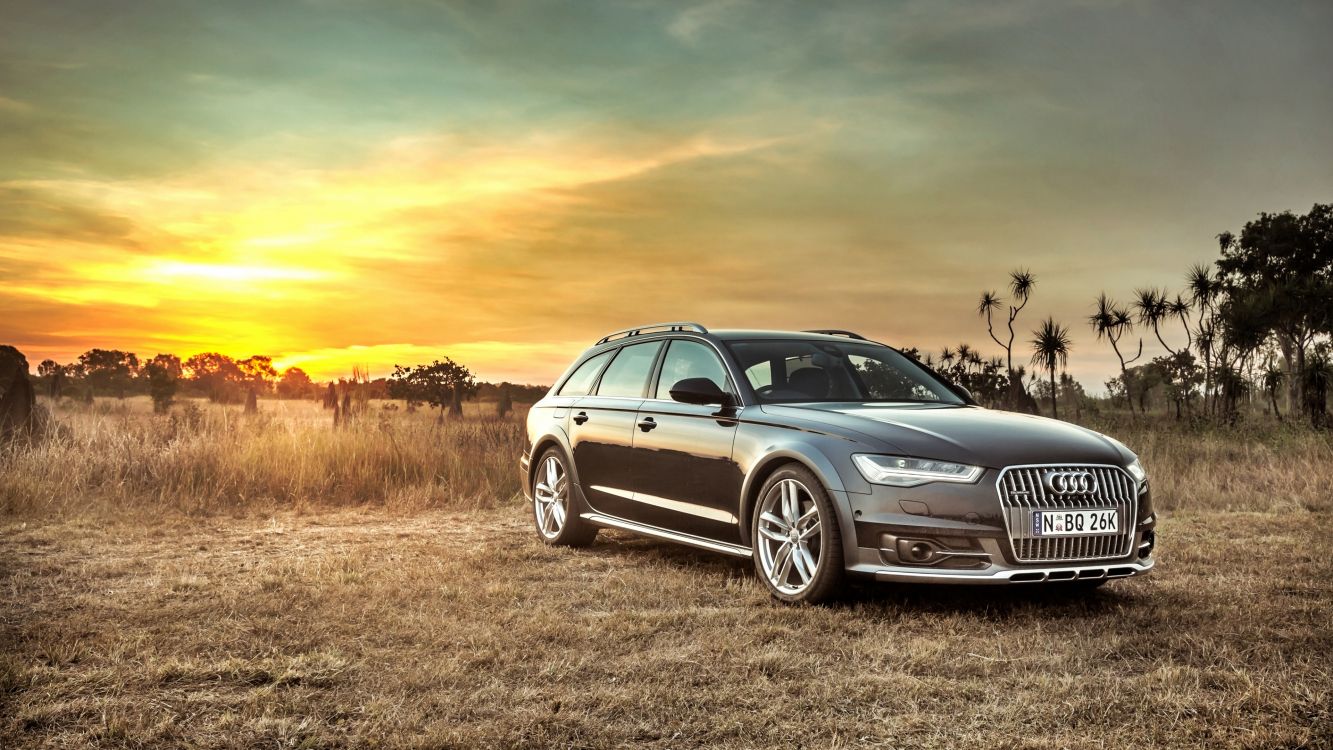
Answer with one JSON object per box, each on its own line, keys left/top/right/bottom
{"left": 533, "top": 455, "right": 568, "bottom": 539}
{"left": 756, "top": 478, "right": 823, "bottom": 595}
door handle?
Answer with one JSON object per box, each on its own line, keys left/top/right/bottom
{"left": 637, "top": 417, "right": 657, "bottom": 432}
{"left": 573, "top": 411, "right": 589, "bottom": 425}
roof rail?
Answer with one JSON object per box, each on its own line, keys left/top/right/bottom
{"left": 804, "top": 329, "right": 867, "bottom": 340}
{"left": 596, "top": 322, "right": 708, "bottom": 345}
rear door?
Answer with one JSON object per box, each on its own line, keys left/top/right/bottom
{"left": 628, "top": 339, "right": 744, "bottom": 543}
{"left": 568, "top": 340, "right": 664, "bottom": 519}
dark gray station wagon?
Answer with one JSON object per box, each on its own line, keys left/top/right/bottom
{"left": 521, "top": 323, "right": 1156, "bottom": 603}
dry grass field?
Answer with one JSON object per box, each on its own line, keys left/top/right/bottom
{"left": 2, "top": 398, "right": 1331, "bottom": 748}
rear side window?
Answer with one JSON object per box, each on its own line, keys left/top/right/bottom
{"left": 557, "top": 351, "right": 612, "bottom": 396}
{"left": 595, "top": 341, "right": 663, "bottom": 398}
{"left": 655, "top": 340, "right": 732, "bottom": 398}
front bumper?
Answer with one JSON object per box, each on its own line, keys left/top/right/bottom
{"left": 842, "top": 475, "right": 1156, "bottom": 585}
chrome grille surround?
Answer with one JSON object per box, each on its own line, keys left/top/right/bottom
{"left": 996, "top": 464, "right": 1138, "bottom": 563}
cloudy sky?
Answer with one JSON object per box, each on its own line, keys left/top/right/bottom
{"left": 2, "top": 0, "right": 1331, "bottom": 385}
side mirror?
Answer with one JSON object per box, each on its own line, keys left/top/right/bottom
{"left": 669, "top": 377, "right": 733, "bottom": 407}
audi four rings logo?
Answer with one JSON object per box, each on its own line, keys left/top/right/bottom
{"left": 1044, "top": 469, "right": 1098, "bottom": 495}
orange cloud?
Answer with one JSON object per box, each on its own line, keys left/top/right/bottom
{"left": 0, "top": 128, "right": 793, "bottom": 382}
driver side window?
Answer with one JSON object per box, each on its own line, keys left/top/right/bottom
{"left": 654, "top": 340, "right": 732, "bottom": 399}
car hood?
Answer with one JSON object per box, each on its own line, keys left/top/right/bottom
{"left": 759, "top": 403, "right": 1132, "bottom": 469}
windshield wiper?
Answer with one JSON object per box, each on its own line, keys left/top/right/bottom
{"left": 863, "top": 399, "right": 956, "bottom": 404}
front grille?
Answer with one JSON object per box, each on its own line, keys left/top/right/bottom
{"left": 996, "top": 465, "right": 1137, "bottom": 563}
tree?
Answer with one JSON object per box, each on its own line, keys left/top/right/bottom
{"left": 1217, "top": 203, "right": 1333, "bottom": 424}
{"left": 387, "top": 358, "right": 477, "bottom": 421}
{"left": 142, "top": 354, "right": 182, "bottom": 413}
{"left": 1133, "top": 287, "right": 1205, "bottom": 416}
{"left": 237, "top": 356, "right": 278, "bottom": 395}
{"left": 1262, "top": 367, "right": 1285, "bottom": 420}
{"left": 1187, "top": 262, "right": 1222, "bottom": 413}
{"left": 1122, "top": 360, "right": 1167, "bottom": 414}
{"left": 1058, "top": 372, "right": 1086, "bottom": 421}
{"left": 1132, "top": 288, "right": 1180, "bottom": 356}
{"left": 922, "top": 345, "right": 1011, "bottom": 408}
{"left": 184, "top": 353, "right": 245, "bottom": 403}
{"left": 1029, "top": 317, "right": 1071, "bottom": 420}
{"left": 977, "top": 269, "right": 1037, "bottom": 412}
{"left": 1302, "top": 344, "right": 1331, "bottom": 428}
{"left": 1154, "top": 351, "right": 1203, "bottom": 420}
{"left": 1213, "top": 290, "right": 1268, "bottom": 420}
{"left": 37, "top": 359, "right": 67, "bottom": 399}
{"left": 1089, "top": 293, "right": 1143, "bottom": 415}
{"left": 276, "top": 367, "right": 315, "bottom": 399}
{"left": 77, "top": 349, "right": 139, "bottom": 398}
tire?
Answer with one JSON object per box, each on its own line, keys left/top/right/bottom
{"left": 751, "top": 463, "right": 845, "bottom": 604}
{"left": 531, "top": 448, "right": 598, "bottom": 547}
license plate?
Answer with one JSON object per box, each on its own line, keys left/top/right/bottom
{"left": 1032, "top": 509, "right": 1118, "bottom": 537}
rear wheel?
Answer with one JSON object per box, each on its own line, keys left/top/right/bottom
{"left": 531, "top": 449, "right": 597, "bottom": 547}
{"left": 752, "top": 464, "right": 844, "bottom": 604}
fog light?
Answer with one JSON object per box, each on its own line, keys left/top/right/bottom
{"left": 894, "top": 539, "right": 938, "bottom": 563}
{"left": 1138, "top": 530, "right": 1155, "bottom": 559}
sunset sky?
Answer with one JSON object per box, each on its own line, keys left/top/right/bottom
{"left": 3, "top": 1, "right": 1331, "bottom": 387}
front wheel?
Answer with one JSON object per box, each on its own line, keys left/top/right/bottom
{"left": 752, "top": 464, "right": 844, "bottom": 604}
{"left": 531, "top": 449, "right": 597, "bottom": 547}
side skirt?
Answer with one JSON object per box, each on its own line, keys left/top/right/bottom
{"left": 581, "top": 512, "right": 752, "bottom": 558}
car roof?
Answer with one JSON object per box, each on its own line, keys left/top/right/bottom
{"left": 707, "top": 329, "right": 885, "bottom": 344}
{"left": 583, "top": 325, "right": 892, "bottom": 353}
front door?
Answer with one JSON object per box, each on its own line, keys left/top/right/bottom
{"left": 629, "top": 339, "right": 744, "bottom": 543}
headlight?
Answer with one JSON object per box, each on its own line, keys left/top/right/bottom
{"left": 1126, "top": 458, "right": 1147, "bottom": 484}
{"left": 852, "top": 454, "right": 982, "bottom": 487}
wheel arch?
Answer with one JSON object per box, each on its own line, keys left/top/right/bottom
{"left": 527, "top": 429, "right": 590, "bottom": 510}
{"left": 737, "top": 446, "right": 855, "bottom": 551}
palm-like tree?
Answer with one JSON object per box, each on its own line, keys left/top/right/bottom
{"left": 1168, "top": 294, "right": 1194, "bottom": 350}
{"left": 1187, "top": 263, "right": 1220, "bottom": 412}
{"left": 1187, "top": 263, "right": 1219, "bottom": 310}
{"left": 1010, "top": 269, "right": 1035, "bottom": 302}
{"left": 956, "top": 343, "right": 973, "bottom": 372}
{"left": 1089, "top": 293, "right": 1143, "bottom": 415}
{"left": 976, "top": 269, "right": 1037, "bottom": 406}
{"left": 1133, "top": 287, "right": 1178, "bottom": 355}
{"left": 1029, "top": 317, "right": 1072, "bottom": 420}
{"left": 977, "top": 290, "right": 1002, "bottom": 318}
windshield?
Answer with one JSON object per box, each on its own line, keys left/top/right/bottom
{"left": 726, "top": 339, "right": 965, "bottom": 405}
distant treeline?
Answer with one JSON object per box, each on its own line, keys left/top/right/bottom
{"left": 26, "top": 350, "right": 549, "bottom": 411}
{"left": 11, "top": 202, "right": 1332, "bottom": 427}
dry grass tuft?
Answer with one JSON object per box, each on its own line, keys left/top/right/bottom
{"left": 0, "top": 397, "right": 526, "bottom": 517}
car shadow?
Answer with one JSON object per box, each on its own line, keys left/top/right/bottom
{"left": 588, "top": 532, "right": 1143, "bottom": 618}
{"left": 837, "top": 578, "right": 1136, "bottom": 619}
